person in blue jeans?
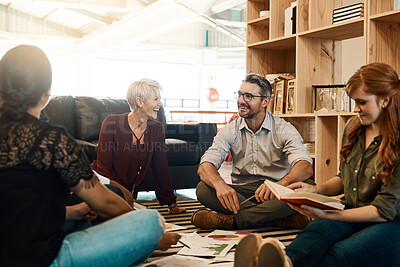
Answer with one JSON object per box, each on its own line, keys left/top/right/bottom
{"left": 0, "top": 45, "right": 180, "bottom": 267}
{"left": 234, "top": 63, "right": 400, "bottom": 267}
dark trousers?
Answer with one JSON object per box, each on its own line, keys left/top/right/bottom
{"left": 196, "top": 180, "right": 296, "bottom": 229}
{"left": 286, "top": 218, "right": 400, "bottom": 267}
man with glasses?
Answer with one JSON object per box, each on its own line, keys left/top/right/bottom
{"left": 191, "top": 73, "right": 314, "bottom": 230}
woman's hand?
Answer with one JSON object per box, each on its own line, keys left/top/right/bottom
{"left": 169, "top": 204, "right": 186, "bottom": 214}
{"left": 288, "top": 203, "right": 330, "bottom": 220}
{"left": 157, "top": 232, "right": 181, "bottom": 251}
{"left": 66, "top": 202, "right": 98, "bottom": 221}
{"left": 287, "top": 182, "right": 318, "bottom": 193}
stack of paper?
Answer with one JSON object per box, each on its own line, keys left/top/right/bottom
{"left": 333, "top": 3, "right": 364, "bottom": 24}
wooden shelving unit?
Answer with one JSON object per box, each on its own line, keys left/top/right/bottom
{"left": 246, "top": 0, "right": 400, "bottom": 184}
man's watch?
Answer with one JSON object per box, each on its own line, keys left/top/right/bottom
{"left": 168, "top": 203, "right": 177, "bottom": 209}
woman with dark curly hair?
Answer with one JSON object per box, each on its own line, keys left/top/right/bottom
{"left": 0, "top": 45, "right": 180, "bottom": 267}
{"left": 234, "top": 63, "right": 400, "bottom": 267}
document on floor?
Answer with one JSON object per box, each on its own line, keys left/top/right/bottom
{"left": 165, "top": 223, "right": 187, "bottom": 232}
{"left": 213, "top": 251, "right": 235, "bottom": 262}
{"left": 205, "top": 230, "right": 252, "bottom": 245}
{"left": 177, "top": 234, "right": 235, "bottom": 257}
{"left": 171, "top": 233, "right": 200, "bottom": 247}
{"left": 141, "top": 255, "right": 212, "bottom": 267}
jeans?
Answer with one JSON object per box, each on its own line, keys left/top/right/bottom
{"left": 50, "top": 209, "right": 164, "bottom": 267}
{"left": 286, "top": 218, "right": 400, "bottom": 267}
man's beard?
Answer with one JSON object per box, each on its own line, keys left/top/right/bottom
{"left": 238, "top": 104, "right": 259, "bottom": 119}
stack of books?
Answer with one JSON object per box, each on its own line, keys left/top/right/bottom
{"left": 332, "top": 2, "right": 364, "bottom": 24}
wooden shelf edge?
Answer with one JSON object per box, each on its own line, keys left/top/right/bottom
{"left": 277, "top": 112, "right": 356, "bottom": 118}
{"left": 298, "top": 18, "right": 364, "bottom": 40}
{"left": 247, "top": 35, "right": 296, "bottom": 50}
{"left": 370, "top": 9, "right": 400, "bottom": 22}
{"left": 278, "top": 113, "right": 315, "bottom": 118}
{"left": 314, "top": 112, "right": 356, "bottom": 117}
{"left": 248, "top": 16, "right": 270, "bottom": 26}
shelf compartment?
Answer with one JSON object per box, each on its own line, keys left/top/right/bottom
{"left": 248, "top": 16, "right": 270, "bottom": 26}
{"left": 368, "top": 19, "right": 400, "bottom": 73}
{"left": 369, "top": 0, "right": 398, "bottom": 16}
{"left": 247, "top": 0, "right": 270, "bottom": 21}
{"left": 370, "top": 9, "right": 400, "bottom": 22}
{"left": 247, "top": 35, "right": 296, "bottom": 50}
{"left": 315, "top": 116, "right": 338, "bottom": 184}
{"left": 298, "top": 18, "right": 364, "bottom": 40}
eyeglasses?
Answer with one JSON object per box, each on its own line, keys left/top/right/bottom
{"left": 234, "top": 91, "right": 266, "bottom": 102}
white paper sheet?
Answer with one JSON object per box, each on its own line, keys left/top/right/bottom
{"left": 141, "top": 255, "right": 212, "bottom": 267}
{"left": 164, "top": 223, "right": 187, "bottom": 232}
{"left": 177, "top": 238, "right": 235, "bottom": 257}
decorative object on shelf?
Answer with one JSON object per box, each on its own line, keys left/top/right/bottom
{"left": 396, "top": 0, "right": 400, "bottom": 10}
{"left": 332, "top": 2, "right": 364, "bottom": 24}
{"left": 260, "top": 10, "right": 270, "bottom": 17}
{"left": 284, "top": 2, "right": 297, "bottom": 36}
{"left": 274, "top": 80, "right": 285, "bottom": 114}
{"left": 312, "top": 84, "right": 351, "bottom": 113}
{"left": 286, "top": 79, "right": 296, "bottom": 114}
{"left": 269, "top": 73, "right": 295, "bottom": 114}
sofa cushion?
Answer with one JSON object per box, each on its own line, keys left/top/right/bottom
{"left": 40, "top": 95, "right": 78, "bottom": 138}
{"left": 75, "top": 97, "right": 130, "bottom": 141}
{"left": 166, "top": 139, "right": 199, "bottom": 166}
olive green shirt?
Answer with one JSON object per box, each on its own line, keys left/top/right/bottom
{"left": 338, "top": 118, "right": 400, "bottom": 220}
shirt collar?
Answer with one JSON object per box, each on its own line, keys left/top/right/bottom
{"left": 238, "top": 110, "right": 272, "bottom": 132}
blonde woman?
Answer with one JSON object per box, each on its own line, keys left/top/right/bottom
{"left": 92, "top": 79, "right": 185, "bottom": 214}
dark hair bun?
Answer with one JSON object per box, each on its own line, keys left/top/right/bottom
{"left": 0, "top": 45, "right": 52, "bottom": 120}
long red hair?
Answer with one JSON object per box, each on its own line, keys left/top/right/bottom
{"left": 340, "top": 63, "right": 400, "bottom": 185}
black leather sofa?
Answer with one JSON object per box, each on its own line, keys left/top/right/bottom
{"left": 40, "top": 95, "right": 217, "bottom": 191}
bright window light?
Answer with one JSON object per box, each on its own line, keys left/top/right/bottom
{"left": 49, "top": 55, "right": 78, "bottom": 96}
{"left": 92, "top": 59, "right": 201, "bottom": 100}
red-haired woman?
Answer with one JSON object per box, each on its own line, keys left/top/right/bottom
{"left": 234, "top": 63, "right": 400, "bottom": 267}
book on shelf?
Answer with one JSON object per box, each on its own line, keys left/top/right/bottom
{"left": 333, "top": 7, "right": 364, "bottom": 18}
{"left": 264, "top": 180, "right": 345, "bottom": 210}
{"left": 333, "top": 13, "right": 363, "bottom": 24}
{"left": 284, "top": 2, "right": 297, "bottom": 36}
{"left": 333, "top": 2, "right": 364, "bottom": 14}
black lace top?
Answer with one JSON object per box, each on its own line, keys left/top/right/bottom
{"left": 0, "top": 113, "right": 93, "bottom": 266}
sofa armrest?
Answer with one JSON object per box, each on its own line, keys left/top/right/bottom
{"left": 165, "top": 122, "right": 217, "bottom": 156}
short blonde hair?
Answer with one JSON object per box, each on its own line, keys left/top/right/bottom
{"left": 126, "top": 78, "right": 162, "bottom": 110}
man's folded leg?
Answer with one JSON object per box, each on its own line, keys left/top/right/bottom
{"left": 194, "top": 181, "right": 297, "bottom": 229}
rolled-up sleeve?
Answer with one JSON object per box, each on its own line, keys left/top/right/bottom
{"left": 371, "top": 166, "right": 400, "bottom": 220}
{"left": 279, "top": 121, "right": 312, "bottom": 166}
{"left": 200, "top": 124, "right": 234, "bottom": 170}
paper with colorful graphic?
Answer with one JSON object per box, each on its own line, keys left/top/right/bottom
{"left": 205, "top": 230, "right": 252, "bottom": 245}
{"left": 177, "top": 233, "right": 235, "bottom": 257}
